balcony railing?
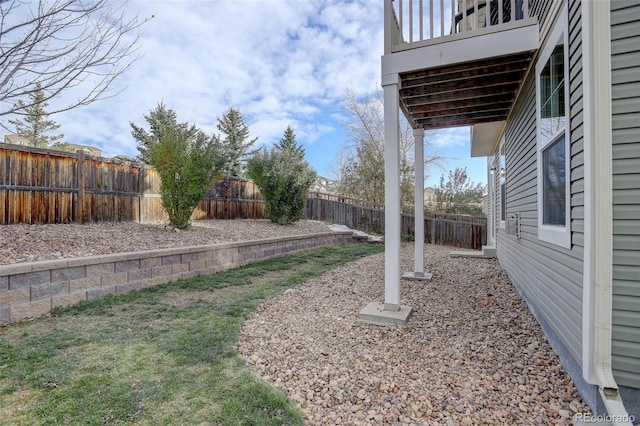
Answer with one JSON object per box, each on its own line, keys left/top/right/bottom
{"left": 385, "top": 0, "right": 531, "bottom": 53}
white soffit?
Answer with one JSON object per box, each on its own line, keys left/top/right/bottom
{"left": 471, "top": 121, "right": 505, "bottom": 157}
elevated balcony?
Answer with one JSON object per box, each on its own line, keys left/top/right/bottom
{"left": 382, "top": 0, "right": 539, "bottom": 155}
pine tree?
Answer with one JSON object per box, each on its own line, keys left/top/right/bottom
{"left": 216, "top": 106, "right": 257, "bottom": 177}
{"left": 132, "top": 102, "right": 225, "bottom": 229}
{"left": 8, "top": 83, "right": 64, "bottom": 148}
{"left": 247, "top": 126, "right": 316, "bottom": 225}
{"left": 130, "top": 102, "right": 192, "bottom": 163}
{"left": 276, "top": 125, "right": 305, "bottom": 160}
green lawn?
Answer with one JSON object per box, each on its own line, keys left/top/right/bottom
{"left": 0, "top": 243, "right": 383, "bottom": 426}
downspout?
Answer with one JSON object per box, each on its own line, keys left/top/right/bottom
{"left": 581, "top": 0, "right": 631, "bottom": 423}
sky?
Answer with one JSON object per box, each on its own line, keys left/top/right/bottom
{"left": 3, "top": 0, "right": 487, "bottom": 189}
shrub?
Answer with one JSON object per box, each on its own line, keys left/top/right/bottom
{"left": 134, "top": 103, "right": 224, "bottom": 229}
{"left": 247, "top": 126, "right": 316, "bottom": 225}
{"left": 150, "top": 128, "right": 223, "bottom": 229}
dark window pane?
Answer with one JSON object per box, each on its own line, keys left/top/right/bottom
{"left": 501, "top": 182, "right": 506, "bottom": 220}
{"left": 542, "top": 135, "right": 566, "bottom": 226}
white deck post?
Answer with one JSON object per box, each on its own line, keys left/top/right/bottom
{"left": 382, "top": 73, "right": 402, "bottom": 311}
{"left": 358, "top": 11, "right": 413, "bottom": 327}
{"left": 413, "top": 128, "right": 425, "bottom": 276}
{"left": 402, "top": 128, "right": 432, "bottom": 282}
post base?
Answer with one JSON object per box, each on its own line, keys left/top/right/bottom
{"left": 402, "top": 271, "right": 433, "bottom": 282}
{"left": 358, "top": 302, "right": 413, "bottom": 326}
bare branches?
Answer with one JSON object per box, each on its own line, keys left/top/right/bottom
{"left": 338, "top": 88, "right": 446, "bottom": 206}
{"left": 0, "top": 0, "right": 148, "bottom": 118}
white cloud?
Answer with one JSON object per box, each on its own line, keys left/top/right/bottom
{"left": 3, "top": 1, "right": 383, "bottom": 165}
{"left": 427, "top": 127, "right": 471, "bottom": 149}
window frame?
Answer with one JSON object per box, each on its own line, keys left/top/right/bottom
{"left": 536, "top": 7, "right": 571, "bottom": 248}
{"left": 499, "top": 138, "right": 506, "bottom": 229}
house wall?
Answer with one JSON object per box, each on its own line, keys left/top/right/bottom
{"left": 498, "top": 75, "right": 585, "bottom": 368}
{"left": 495, "top": 0, "right": 600, "bottom": 408}
{"left": 493, "top": 0, "right": 640, "bottom": 415}
{"left": 489, "top": 149, "right": 502, "bottom": 237}
{"left": 611, "top": 0, "right": 640, "bottom": 393}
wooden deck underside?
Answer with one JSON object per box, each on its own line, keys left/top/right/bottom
{"left": 399, "top": 51, "right": 535, "bottom": 129}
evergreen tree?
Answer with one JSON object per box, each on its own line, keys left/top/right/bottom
{"left": 275, "top": 125, "right": 305, "bottom": 160}
{"left": 132, "top": 102, "right": 225, "bottom": 229}
{"left": 8, "top": 83, "right": 64, "bottom": 148}
{"left": 131, "top": 102, "right": 192, "bottom": 163}
{"left": 216, "top": 106, "right": 257, "bottom": 177}
{"left": 247, "top": 127, "right": 316, "bottom": 225}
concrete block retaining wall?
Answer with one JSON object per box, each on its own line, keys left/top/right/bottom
{"left": 0, "top": 232, "right": 355, "bottom": 324}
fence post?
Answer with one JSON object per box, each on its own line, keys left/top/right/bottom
{"left": 431, "top": 217, "right": 436, "bottom": 244}
{"left": 76, "top": 150, "right": 85, "bottom": 224}
{"left": 138, "top": 163, "right": 146, "bottom": 223}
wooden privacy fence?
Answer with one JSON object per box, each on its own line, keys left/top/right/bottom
{"left": 140, "top": 169, "right": 266, "bottom": 223}
{"left": 1, "top": 144, "right": 485, "bottom": 249}
{"left": 306, "top": 193, "right": 487, "bottom": 250}
{"left": 0, "top": 143, "right": 265, "bottom": 224}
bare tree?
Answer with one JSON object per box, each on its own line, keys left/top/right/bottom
{"left": 0, "top": 0, "right": 148, "bottom": 121}
{"left": 337, "top": 88, "right": 445, "bottom": 206}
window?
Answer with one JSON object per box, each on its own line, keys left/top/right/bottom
{"left": 539, "top": 45, "right": 566, "bottom": 145}
{"left": 536, "top": 8, "right": 570, "bottom": 248}
{"left": 542, "top": 135, "right": 565, "bottom": 225}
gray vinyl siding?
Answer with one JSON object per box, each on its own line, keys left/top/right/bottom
{"left": 529, "top": 0, "right": 555, "bottom": 30}
{"left": 496, "top": 0, "right": 584, "bottom": 366}
{"left": 611, "top": 0, "right": 640, "bottom": 389}
{"left": 568, "top": 0, "right": 585, "bottom": 256}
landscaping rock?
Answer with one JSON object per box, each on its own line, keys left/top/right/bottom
{"left": 238, "top": 243, "right": 591, "bottom": 425}
{"left": 0, "top": 220, "right": 333, "bottom": 265}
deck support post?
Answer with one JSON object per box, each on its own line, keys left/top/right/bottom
{"left": 382, "top": 73, "right": 402, "bottom": 311}
{"left": 413, "top": 128, "right": 425, "bottom": 276}
{"left": 402, "top": 128, "right": 433, "bottom": 283}
{"left": 358, "top": 71, "right": 412, "bottom": 327}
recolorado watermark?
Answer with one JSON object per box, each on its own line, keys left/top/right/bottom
{"left": 574, "top": 412, "right": 636, "bottom": 424}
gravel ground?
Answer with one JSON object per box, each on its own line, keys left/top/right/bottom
{"left": 238, "top": 243, "right": 591, "bottom": 425}
{"left": 0, "top": 219, "right": 332, "bottom": 265}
